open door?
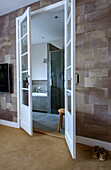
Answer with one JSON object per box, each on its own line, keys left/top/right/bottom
{"left": 65, "top": 0, "right": 76, "bottom": 158}
{"left": 19, "top": 7, "right": 32, "bottom": 135}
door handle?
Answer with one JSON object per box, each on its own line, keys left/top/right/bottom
{"left": 76, "top": 73, "right": 79, "bottom": 84}
{"left": 26, "top": 76, "right": 29, "bottom": 88}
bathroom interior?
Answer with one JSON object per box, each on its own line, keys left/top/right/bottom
{"left": 31, "top": 8, "right": 65, "bottom": 134}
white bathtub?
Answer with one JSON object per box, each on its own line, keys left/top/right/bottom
{"left": 32, "top": 92, "right": 47, "bottom": 97}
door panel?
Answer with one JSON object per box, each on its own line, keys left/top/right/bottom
{"left": 19, "top": 7, "right": 32, "bottom": 135}
{"left": 65, "top": 0, "right": 76, "bottom": 158}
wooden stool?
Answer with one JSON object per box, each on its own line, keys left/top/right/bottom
{"left": 58, "top": 108, "right": 65, "bottom": 132}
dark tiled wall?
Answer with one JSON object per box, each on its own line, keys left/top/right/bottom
{"left": 0, "top": 0, "right": 62, "bottom": 122}
{"left": 76, "top": 0, "right": 111, "bottom": 142}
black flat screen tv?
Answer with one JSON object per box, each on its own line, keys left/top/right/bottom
{"left": 0, "top": 63, "right": 10, "bottom": 93}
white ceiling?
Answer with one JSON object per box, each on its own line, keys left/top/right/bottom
{"left": 31, "top": 9, "right": 64, "bottom": 44}
{"left": 0, "top": 0, "right": 39, "bottom": 16}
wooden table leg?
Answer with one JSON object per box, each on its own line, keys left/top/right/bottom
{"left": 61, "top": 114, "right": 63, "bottom": 128}
{"left": 58, "top": 112, "right": 61, "bottom": 132}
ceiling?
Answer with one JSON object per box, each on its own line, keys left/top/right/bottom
{"left": 0, "top": 0, "right": 39, "bottom": 16}
{"left": 31, "top": 9, "right": 64, "bottom": 44}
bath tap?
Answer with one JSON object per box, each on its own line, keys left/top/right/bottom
{"left": 34, "top": 86, "right": 37, "bottom": 92}
{"left": 38, "top": 87, "right": 42, "bottom": 93}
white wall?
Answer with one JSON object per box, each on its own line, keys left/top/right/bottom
{"left": 31, "top": 39, "right": 64, "bottom": 80}
{"left": 31, "top": 43, "right": 47, "bottom": 80}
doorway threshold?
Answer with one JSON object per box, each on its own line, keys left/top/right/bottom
{"left": 33, "top": 128, "right": 65, "bottom": 139}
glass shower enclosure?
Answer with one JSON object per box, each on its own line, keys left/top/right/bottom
{"left": 49, "top": 50, "right": 64, "bottom": 114}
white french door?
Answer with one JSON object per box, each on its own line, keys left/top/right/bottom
{"left": 65, "top": 0, "right": 76, "bottom": 158}
{"left": 19, "top": 7, "right": 32, "bottom": 135}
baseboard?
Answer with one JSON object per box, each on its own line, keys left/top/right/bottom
{"left": 77, "top": 135, "right": 111, "bottom": 151}
{"left": 0, "top": 119, "right": 19, "bottom": 128}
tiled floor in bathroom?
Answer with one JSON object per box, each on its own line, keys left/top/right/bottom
{"left": 32, "top": 112, "right": 65, "bottom": 134}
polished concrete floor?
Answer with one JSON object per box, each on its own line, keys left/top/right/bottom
{"left": 0, "top": 125, "right": 111, "bottom": 170}
{"left": 33, "top": 112, "right": 65, "bottom": 134}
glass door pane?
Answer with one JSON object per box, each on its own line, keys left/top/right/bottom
{"left": 20, "top": 15, "right": 29, "bottom": 106}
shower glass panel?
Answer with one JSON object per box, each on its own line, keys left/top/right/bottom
{"left": 50, "top": 50, "right": 64, "bottom": 114}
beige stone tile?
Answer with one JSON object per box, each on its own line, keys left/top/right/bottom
{"left": 94, "top": 47, "right": 108, "bottom": 59}
{"left": 87, "top": 15, "right": 111, "bottom": 32}
{"left": 84, "top": 124, "right": 108, "bottom": 136}
{"left": 103, "top": 88, "right": 109, "bottom": 98}
{"left": 76, "top": 49, "right": 84, "bottom": 69}
{"left": 85, "top": 30, "right": 107, "bottom": 49}
{"left": 5, "top": 54, "right": 11, "bottom": 63}
{"left": 85, "top": 1, "right": 95, "bottom": 14}
{"left": 95, "top": 0, "right": 109, "bottom": 10}
{"left": 40, "top": 0, "right": 53, "bottom": 8}
{"left": 30, "top": 1, "right": 40, "bottom": 12}
{"left": 76, "top": 87, "right": 84, "bottom": 113}
{"left": 76, "top": 5, "right": 85, "bottom": 16}
{"left": 84, "top": 77, "right": 102, "bottom": 87}
{"left": 76, "top": 0, "right": 85, "bottom": 7}
{"left": 1, "top": 97, "right": 6, "bottom": 110}
{"left": 4, "top": 15, "right": 9, "bottom": 28}
{"left": 85, "top": 7, "right": 109, "bottom": 22}
{"left": 84, "top": 49, "right": 94, "bottom": 60}
{"left": 13, "top": 116, "right": 17, "bottom": 122}
{"left": 94, "top": 77, "right": 111, "bottom": 88}
{"left": 84, "top": 61, "right": 95, "bottom": 69}
{"left": 76, "top": 33, "right": 84, "bottom": 49}
{"left": 84, "top": 113, "right": 94, "bottom": 125}
{"left": 108, "top": 99, "right": 111, "bottom": 115}
{"left": 6, "top": 103, "right": 12, "bottom": 110}
{"left": 77, "top": 16, "right": 84, "bottom": 25}
{"left": 84, "top": 104, "right": 94, "bottom": 114}
{"left": 17, "top": 8, "right": 23, "bottom": 17}
{"left": 89, "top": 68, "right": 108, "bottom": 78}
{"left": 77, "top": 24, "right": 84, "bottom": 34}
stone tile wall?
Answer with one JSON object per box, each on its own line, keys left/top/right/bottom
{"left": 0, "top": 0, "right": 111, "bottom": 143}
{"left": 76, "top": 0, "right": 111, "bottom": 142}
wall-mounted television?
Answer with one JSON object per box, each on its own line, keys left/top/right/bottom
{"left": 0, "top": 63, "right": 10, "bottom": 93}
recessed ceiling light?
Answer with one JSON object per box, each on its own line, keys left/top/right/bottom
{"left": 55, "top": 16, "right": 58, "bottom": 19}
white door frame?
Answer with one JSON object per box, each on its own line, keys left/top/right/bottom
{"left": 16, "top": 0, "right": 76, "bottom": 158}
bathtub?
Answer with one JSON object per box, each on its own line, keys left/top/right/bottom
{"left": 32, "top": 92, "right": 47, "bottom": 97}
